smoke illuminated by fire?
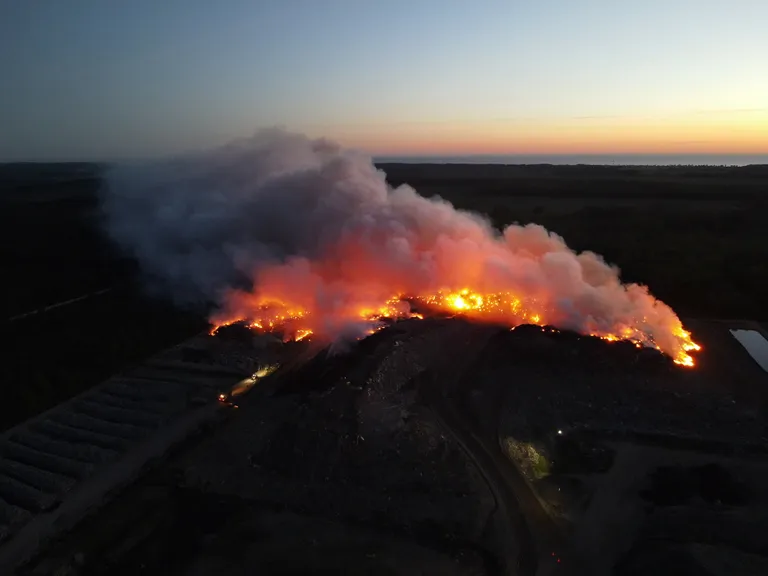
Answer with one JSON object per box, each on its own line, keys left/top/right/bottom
{"left": 104, "top": 129, "right": 700, "bottom": 367}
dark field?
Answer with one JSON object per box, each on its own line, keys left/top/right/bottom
{"left": 1, "top": 162, "right": 767, "bottom": 430}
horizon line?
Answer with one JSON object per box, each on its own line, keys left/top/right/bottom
{"left": 373, "top": 152, "right": 768, "bottom": 158}
{"left": 3, "top": 151, "right": 768, "bottom": 165}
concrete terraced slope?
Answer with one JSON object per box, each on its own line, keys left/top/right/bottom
{"left": 0, "top": 334, "right": 273, "bottom": 573}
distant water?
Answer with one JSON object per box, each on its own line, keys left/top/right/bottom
{"left": 375, "top": 154, "right": 768, "bottom": 166}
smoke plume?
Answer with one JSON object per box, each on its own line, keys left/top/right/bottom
{"left": 102, "top": 129, "right": 698, "bottom": 364}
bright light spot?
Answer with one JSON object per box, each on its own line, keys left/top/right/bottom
{"left": 450, "top": 295, "right": 468, "bottom": 310}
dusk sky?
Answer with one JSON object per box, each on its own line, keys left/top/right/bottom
{"left": 1, "top": 0, "right": 767, "bottom": 160}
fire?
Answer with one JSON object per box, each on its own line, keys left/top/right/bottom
{"left": 418, "top": 289, "right": 545, "bottom": 325}
{"left": 674, "top": 327, "right": 702, "bottom": 366}
{"left": 295, "top": 329, "right": 313, "bottom": 341}
{"left": 209, "top": 287, "right": 700, "bottom": 367}
{"left": 107, "top": 131, "right": 703, "bottom": 374}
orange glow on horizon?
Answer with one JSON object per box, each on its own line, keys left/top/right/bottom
{"left": 312, "top": 110, "right": 768, "bottom": 156}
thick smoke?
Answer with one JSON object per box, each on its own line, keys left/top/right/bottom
{"left": 102, "top": 129, "right": 694, "bottom": 360}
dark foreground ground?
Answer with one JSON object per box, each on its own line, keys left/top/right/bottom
{"left": 15, "top": 316, "right": 768, "bottom": 576}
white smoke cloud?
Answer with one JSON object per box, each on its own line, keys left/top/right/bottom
{"left": 101, "top": 129, "right": 696, "bottom": 362}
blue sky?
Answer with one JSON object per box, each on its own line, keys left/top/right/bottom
{"left": 1, "top": 0, "right": 767, "bottom": 160}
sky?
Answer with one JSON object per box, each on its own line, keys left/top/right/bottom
{"left": 1, "top": 0, "right": 767, "bottom": 160}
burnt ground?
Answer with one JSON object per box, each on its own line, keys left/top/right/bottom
{"left": 18, "top": 316, "right": 768, "bottom": 576}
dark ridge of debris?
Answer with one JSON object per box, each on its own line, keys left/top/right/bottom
{"left": 505, "top": 323, "right": 672, "bottom": 372}
{"left": 273, "top": 317, "right": 439, "bottom": 397}
{"left": 209, "top": 321, "right": 254, "bottom": 341}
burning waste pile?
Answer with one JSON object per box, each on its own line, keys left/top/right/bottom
{"left": 102, "top": 129, "right": 699, "bottom": 367}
